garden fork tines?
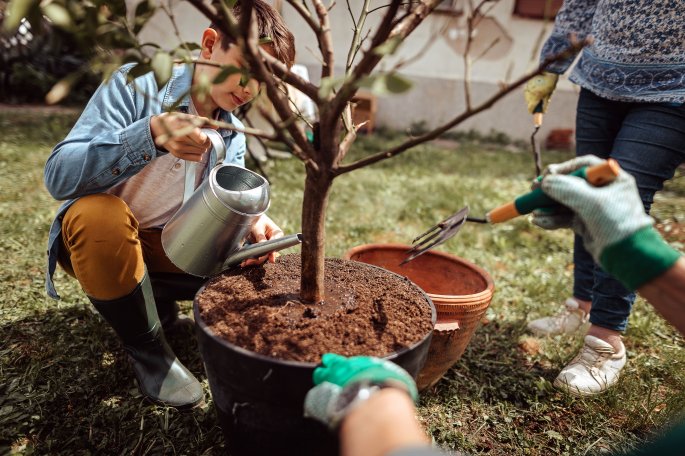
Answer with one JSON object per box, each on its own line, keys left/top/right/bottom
{"left": 402, "top": 206, "right": 472, "bottom": 265}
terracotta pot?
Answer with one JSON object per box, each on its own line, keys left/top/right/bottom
{"left": 344, "top": 244, "right": 495, "bottom": 390}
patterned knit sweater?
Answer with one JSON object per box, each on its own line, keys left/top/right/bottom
{"left": 541, "top": 0, "right": 685, "bottom": 103}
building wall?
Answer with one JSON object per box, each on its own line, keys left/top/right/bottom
{"left": 130, "top": 0, "right": 579, "bottom": 142}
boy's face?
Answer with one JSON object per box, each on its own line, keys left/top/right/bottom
{"left": 195, "top": 29, "right": 261, "bottom": 114}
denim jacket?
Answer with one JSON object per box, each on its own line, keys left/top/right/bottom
{"left": 44, "top": 63, "right": 246, "bottom": 299}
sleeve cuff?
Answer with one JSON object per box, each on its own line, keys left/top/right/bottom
{"left": 120, "top": 116, "right": 164, "bottom": 162}
{"left": 600, "top": 227, "right": 682, "bottom": 291}
{"left": 540, "top": 33, "right": 579, "bottom": 74}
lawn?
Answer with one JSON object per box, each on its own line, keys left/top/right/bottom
{"left": 1, "top": 108, "right": 684, "bottom": 455}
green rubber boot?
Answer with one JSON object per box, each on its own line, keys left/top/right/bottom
{"left": 89, "top": 273, "right": 204, "bottom": 409}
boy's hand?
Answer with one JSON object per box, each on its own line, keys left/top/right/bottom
{"left": 150, "top": 112, "right": 217, "bottom": 162}
{"left": 240, "top": 214, "right": 285, "bottom": 267}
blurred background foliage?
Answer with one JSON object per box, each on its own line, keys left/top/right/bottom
{"left": 0, "top": 0, "right": 102, "bottom": 104}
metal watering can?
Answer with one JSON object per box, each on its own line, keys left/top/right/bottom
{"left": 161, "top": 130, "right": 302, "bottom": 277}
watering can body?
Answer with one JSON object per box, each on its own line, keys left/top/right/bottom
{"left": 161, "top": 163, "right": 272, "bottom": 277}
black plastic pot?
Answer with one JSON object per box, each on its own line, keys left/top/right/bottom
{"left": 193, "top": 262, "right": 436, "bottom": 456}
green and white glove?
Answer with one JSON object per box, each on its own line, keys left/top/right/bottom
{"left": 534, "top": 155, "right": 682, "bottom": 290}
{"left": 303, "top": 353, "right": 418, "bottom": 430}
{"left": 523, "top": 71, "right": 559, "bottom": 114}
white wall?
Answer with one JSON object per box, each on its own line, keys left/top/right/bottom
{"left": 130, "top": 0, "right": 578, "bottom": 142}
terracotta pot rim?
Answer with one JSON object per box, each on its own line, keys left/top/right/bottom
{"left": 343, "top": 243, "right": 495, "bottom": 300}
{"left": 193, "top": 257, "right": 437, "bottom": 369}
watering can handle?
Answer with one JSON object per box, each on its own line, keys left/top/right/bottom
{"left": 182, "top": 129, "right": 227, "bottom": 204}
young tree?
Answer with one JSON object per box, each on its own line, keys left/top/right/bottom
{"left": 3, "top": 0, "right": 584, "bottom": 303}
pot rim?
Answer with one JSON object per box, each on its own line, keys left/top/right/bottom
{"left": 343, "top": 243, "right": 495, "bottom": 301}
{"left": 193, "top": 258, "right": 437, "bottom": 369}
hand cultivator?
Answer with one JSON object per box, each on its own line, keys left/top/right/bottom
{"left": 403, "top": 159, "right": 621, "bottom": 264}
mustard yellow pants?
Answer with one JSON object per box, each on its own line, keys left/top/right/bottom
{"left": 59, "top": 194, "right": 184, "bottom": 300}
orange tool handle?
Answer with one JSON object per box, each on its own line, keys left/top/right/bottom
{"left": 487, "top": 159, "right": 621, "bottom": 224}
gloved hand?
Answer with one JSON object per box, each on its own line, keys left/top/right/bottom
{"left": 523, "top": 72, "right": 559, "bottom": 114}
{"left": 533, "top": 155, "right": 681, "bottom": 290}
{"left": 303, "top": 353, "right": 418, "bottom": 430}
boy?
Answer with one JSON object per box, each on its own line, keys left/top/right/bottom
{"left": 43, "top": 0, "right": 296, "bottom": 409}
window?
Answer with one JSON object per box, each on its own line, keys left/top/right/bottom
{"left": 514, "top": 0, "right": 563, "bottom": 19}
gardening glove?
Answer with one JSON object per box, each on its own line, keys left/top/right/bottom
{"left": 528, "top": 156, "right": 606, "bottom": 230}
{"left": 534, "top": 156, "right": 682, "bottom": 290}
{"left": 523, "top": 72, "right": 559, "bottom": 114}
{"left": 303, "top": 353, "right": 418, "bottom": 430}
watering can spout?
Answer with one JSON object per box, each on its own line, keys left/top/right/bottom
{"left": 220, "top": 233, "right": 303, "bottom": 270}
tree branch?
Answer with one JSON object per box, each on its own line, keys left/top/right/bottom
{"left": 334, "top": 39, "right": 591, "bottom": 176}
{"left": 329, "top": 0, "right": 442, "bottom": 121}
{"left": 256, "top": 104, "right": 319, "bottom": 171}
{"left": 345, "top": 0, "right": 371, "bottom": 72}
{"left": 285, "top": 0, "right": 321, "bottom": 34}
{"left": 311, "top": 0, "right": 335, "bottom": 78}
{"left": 240, "top": 1, "right": 316, "bottom": 160}
{"left": 260, "top": 50, "right": 320, "bottom": 102}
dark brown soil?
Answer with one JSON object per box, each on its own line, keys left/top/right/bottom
{"left": 197, "top": 254, "right": 434, "bottom": 363}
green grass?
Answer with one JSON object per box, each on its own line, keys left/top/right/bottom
{"left": 1, "top": 109, "right": 684, "bottom": 455}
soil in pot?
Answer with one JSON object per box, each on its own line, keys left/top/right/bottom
{"left": 196, "top": 254, "right": 434, "bottom": 362}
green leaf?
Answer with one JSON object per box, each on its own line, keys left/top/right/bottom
{"left": 135, "top": 0, "right": 153, "bottom": 16}
{"left": 357, "top": 73, "right": 413, "bottom": 96}
{"left": 177, "top": 42, "right": 201, "bottom": 51}
{"left": 127, "top": 63, "right": 153, "bottom": 82}
{"left": 151, "top": 52, "right": 173, "bottom": 86}
{"left": 3, "top": 0, "right": 40, "bottom": 32}
{"left": 373, "top": 36, "right": 403, "bottom": 56}
{"left": 212, "top": 65, "right": 241, "bottom": 84}
{"left": 45, "top": 73, "right": 80, "bottom": 105}
{"left": 41, "top": 3, "right": 73, "bottom": 29}
{"left": 385, "top": 73, "right": 413, "bottom": 93}
{"left": 132, "top": 0, "right": 156, "bottom": 34}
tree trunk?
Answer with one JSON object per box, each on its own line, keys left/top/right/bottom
{"left": 300, "top": 166, "right": 333, "bottom": 303}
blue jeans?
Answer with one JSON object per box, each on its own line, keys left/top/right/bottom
{"left": 573, "top": 89, "right": 685, "bottom": 332}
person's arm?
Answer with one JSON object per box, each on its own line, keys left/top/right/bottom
{"left": 304, "top": 354, "right": 437, "bottom": 456}
{"left": 339, "top": 388, "right": 430, "bottom": 456}
{"left": 523, "top": 0, "right": 599, "bottom": 114}
{"left": 536, "top": 156, "right": 684, "bottom": 335}
{"left": 44, "top": 66, "right": 163, "bottom": 200}
{"left": 637, "top": 258, "right": 685, "bottom": 336}
{"left": 539, "top": 0, "right": 598, "bottom": 74}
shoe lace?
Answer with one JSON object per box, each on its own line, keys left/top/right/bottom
{"left": 574, "top": 344, "right": 613, "bottom": 371}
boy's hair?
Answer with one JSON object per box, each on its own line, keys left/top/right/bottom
{"left": 210, "top": 0, "right": 296, "bottom": 68}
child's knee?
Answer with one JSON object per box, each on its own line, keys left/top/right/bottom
{"left": 63, "top": 194, "right": 138, "bottom": 237}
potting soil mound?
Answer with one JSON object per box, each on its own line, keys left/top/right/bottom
{"left": 197, "top": 254, "right": 434, "bottom": 363}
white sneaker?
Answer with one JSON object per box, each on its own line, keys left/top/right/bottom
{"left": 553, "top": 335, "right": 627, "bottom": 397}
{"left": 527, "top": 298, "right": 589, "bottom": 336}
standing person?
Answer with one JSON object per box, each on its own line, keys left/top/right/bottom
{"left": 43, "top": 0, "right": 296, "bottom": 409}
{"left": 523, "top": 0, "right": 685, "bottom": 396}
